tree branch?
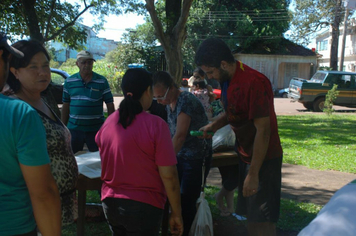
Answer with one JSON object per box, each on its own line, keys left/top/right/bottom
{"left": 46, "top": 4, "right": 94, "bottom": 41}
{"left": 173, "top": 0, "right": 193, "bottom": 46}
{"left": 44, "top": 0, "right": 56, "bottom": 40}
{"left": 145, "top": 0, "right": 169, "bottom": 50}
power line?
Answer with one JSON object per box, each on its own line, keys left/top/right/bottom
{"left": 204, "top": 9, "right": 289, "bottom": 13}
{"left": 199, "top": 17, "right": 290, "bottom": 22}
{"left": 194, "top": 34, "right": 284, "bottom": 39}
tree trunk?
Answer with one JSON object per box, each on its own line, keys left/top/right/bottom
{"left": 146, "top": 0, "right": 192, "bottom": 85}
{"left": 165, "top": 45, "right": 184, "bottom": 85}
{"left": 330, "top": 0, "right": 342, "bottom": 70}
{"left": 22, "top": 0, "right": 44, "bottom": 43}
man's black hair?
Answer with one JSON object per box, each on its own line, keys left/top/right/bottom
{"left": 195, "top": 38, "right": 235, "bottom": 68}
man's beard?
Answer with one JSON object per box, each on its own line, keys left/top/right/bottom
{"left": 218, "top": 67, "right": 231, "bottom": 83}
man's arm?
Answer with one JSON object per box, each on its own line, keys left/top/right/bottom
{"left": 20, "top": 164, "right": 61, "bottom": 236}
{"left": 106, "top": 102, "right": 115, "bottom": 116}
{"left": 172, "top": 112, "right": 191, "bottom": 155}
{"left": 199, "top": 112, "right": 229, "bottom": 138}
{"left": 158, "top": 165, "right": 183, "bottom": 236}
{"left": 61, "top": 102, "right": 70, "bottom": 125}
{"left": 243, "top": 116, "right": 271, "bottom": 197}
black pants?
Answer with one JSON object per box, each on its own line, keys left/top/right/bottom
{"left": 236, "top": 157, "right": 283, "bottom": 222}
{"left": 102, "top": 198, "right": 163, "bottom": 236}
{"left": 218, "top": 164, "right": 239, "bottom": 191}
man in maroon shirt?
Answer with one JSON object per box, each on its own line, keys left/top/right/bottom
{"left": 195, "top": 38, "right": 283, "bottom": 236}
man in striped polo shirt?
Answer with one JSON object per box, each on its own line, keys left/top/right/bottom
{"left": 61, "top": 50, "right": 115, "bottom": 154}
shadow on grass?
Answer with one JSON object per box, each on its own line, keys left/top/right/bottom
{"left": 278, "top": 116, "right": 356, "bottom": 148}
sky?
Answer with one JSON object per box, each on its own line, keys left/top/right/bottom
{"left": 80, "top": 13, "right": 145, "bottom": 42}
{"left": 65, "top": 0, "right": 145, "bottom": 42}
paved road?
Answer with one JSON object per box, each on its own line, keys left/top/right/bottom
{"left": 274, "top": 97, "right": 356, "bottom": 115}
{"left": 112, "top": 96, "right": 356, "bottom": 115}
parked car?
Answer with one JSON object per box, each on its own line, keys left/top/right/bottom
{"left": 288, "top": 71, "right": 356, "bottom": 111}
{"left": 49, "top": 68, "right": 69, "bottom": 104}
{"left": 278, "top": 88, "right": 289, "bottom": 98}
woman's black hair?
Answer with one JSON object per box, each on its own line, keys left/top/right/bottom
{"left": 193, "top": 67, "right": 205, "bottom": 77}
{"left": 193, "top": 80, "right": 206, "bottom": 89}
{"left": 152, "top": 71, "right": 177, "bottom": 88}
{"left": 7, "top": 40, "right": 50, "bottom": 93}
{"left": 119, "top": 68, "right": 153, "bottom": 129}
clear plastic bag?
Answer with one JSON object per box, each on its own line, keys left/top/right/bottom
{"left": 189, "top": 192, "right": 214, "bottom": 236}
{"left": 212, "top": 124, "right": 236, "bottom": 151}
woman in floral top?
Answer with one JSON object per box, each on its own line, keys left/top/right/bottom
{"left": 152, "top": 71, "right": 212, "bottom": 236}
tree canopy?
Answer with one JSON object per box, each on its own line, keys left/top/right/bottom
{"left": 1, "top": 0, "right": 124, "bottom": 47}
{"left": 2, "top": 0, "right": 291, "bottom": 82}
{"left": 289, "top": 0, "right": 354, "bottom": 70}
{"left": 289, "top": 0, "right": 343, "bottom": 46}
{"left": 114, "top": 0, "right": 291, "bottom": 78}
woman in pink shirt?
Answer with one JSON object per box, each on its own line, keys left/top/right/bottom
{"left": 95, "top": 68, "right": 183, "bottom": 236}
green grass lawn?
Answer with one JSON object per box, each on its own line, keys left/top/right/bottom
{"left": 278, "top": 114, "right": 356, "bottom": 174}
{"left": 63, "top": 114, "right": 356, "bottom": 235}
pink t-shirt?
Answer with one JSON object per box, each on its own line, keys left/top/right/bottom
{"left": 95, "top": 111, "right": 177, "bottom": 209}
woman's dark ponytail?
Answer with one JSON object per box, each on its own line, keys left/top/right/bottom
{"left": 119, "top": 68, "right": 152, "bottom": 129}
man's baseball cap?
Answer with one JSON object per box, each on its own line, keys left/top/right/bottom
{"left": 0, "top": 32, "right": 24, "bottom": 58}
{"left": 77, "top": 50, "right": 96, "bottom": 61}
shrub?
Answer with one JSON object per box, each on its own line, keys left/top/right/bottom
{"left": 58, "top": 59, "right": 124, "bottom": 95}
{"left": 323, "top": 84, "right": 339, "bottom": 115}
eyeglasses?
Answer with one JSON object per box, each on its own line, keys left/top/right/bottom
{"left": 79, "top": 60, "right": 94, "bottom": 65}
{"left": 153, "top": 87, "right": 169, "bottom": 100}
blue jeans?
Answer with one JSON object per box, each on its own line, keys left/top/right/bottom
{"left": 70, "top": 129, "right": 99, "bottom": 154}
{"left": 102, "top": 198, "right": 163, "bottom": 236}
{"left": 177, "top": 157, "right": 211, "bottom": 236}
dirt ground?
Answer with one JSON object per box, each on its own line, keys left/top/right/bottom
{"left": 207, "top": 162, "right": 356, "bottom": 235}
{"left": 213, "top": 216, "right": 298, "bottom": 236}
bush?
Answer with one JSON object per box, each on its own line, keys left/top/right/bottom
{"left": 323, "top": 84, "right": 339, "bottom": 115}
{"left": 92, "top": 61, "right": 124, "bottom": 95}
{"left": 58, "top": 59, "right": 124, "bottom": 95}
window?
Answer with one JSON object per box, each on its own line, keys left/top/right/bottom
{"left": 319, "top": 40, "right": 328, "bottom": 51}
{"left": 339, "top": 75, "right": 352, "bottom": 88}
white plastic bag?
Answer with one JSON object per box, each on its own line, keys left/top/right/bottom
{"left": 212, "top": 124, "right": 236, "bottom": 151}
{"left": 189, "top": 192, "right": 214, "bottom": 236}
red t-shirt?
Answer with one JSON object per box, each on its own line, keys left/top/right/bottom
{"left": 225, "top": 61, "right": 283, "bottom": 163}
{"left": 95, "top": 111, "right": 177, "bottom": 209}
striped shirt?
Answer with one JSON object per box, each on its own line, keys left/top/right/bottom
{"left": 63, "top": 72, "right": 114, "bottom": 132}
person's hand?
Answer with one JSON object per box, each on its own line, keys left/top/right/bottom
{"left": 198, "top": 123, "right": 215, "bottom": 139}
{"left": 169, "top": 212, "right": 183, "bottom": 236}
{"left": 242, "top": 173, "right": 259, "bottom": 197}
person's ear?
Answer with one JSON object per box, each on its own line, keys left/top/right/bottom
{"left": 220, "top": 61, "right": 228, "bottom": 70}
{"left": 146, "top": 85, "right": 153, "bottom": 96}
{"left": 9, "top": 67, "right": 18, "bottom": 79}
